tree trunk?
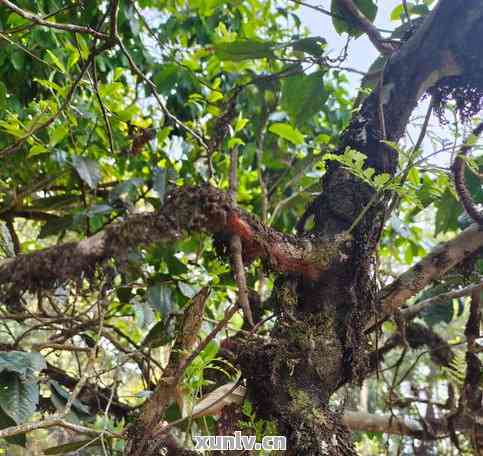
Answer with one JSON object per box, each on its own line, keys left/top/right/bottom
{"left": 237, "top": 1, "right": 483, "bottom": 454}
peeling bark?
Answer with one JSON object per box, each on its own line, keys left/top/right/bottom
{"left": 0, "top": 185, "right": 349, "bottom": 291}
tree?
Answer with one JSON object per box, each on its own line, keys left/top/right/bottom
{"left": 0, "top": 0, "right": 482, "bottom": 454}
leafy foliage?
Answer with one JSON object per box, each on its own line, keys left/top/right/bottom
{"left": 331, "top": 0, "right": 378, "bottom": 37}
{"left": 0, "top": 0, "right": 480, "bottom": 454}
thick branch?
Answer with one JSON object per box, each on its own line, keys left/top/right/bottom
{"left": 380, "top": 223, "right": 483, "bottom": 316}
{"left": 343, "top": 409, "right": 481, "bottom": 439}
{"left": 343, "top": 411, "right": 425, "bottom": 438}
{"left": 369, "top": 322, "right": 456, "bottom": 374}
{"left": 0, "top": 186, "right": 349, "bottom": 290}
{"left": 126, "top": 293, "right": 236, "bottom": 456}
{"left": 316, "top": 0, "right": 483, "bottom": 236}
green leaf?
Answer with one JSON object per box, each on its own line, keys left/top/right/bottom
{"left": 390, "top": 4, "right": 407, "bottom": 21}
{"left": 166, "top": 255, "right": 188, "bottom": 275}
{"left": 178, "top": 282, "right": 199, "bottom": 298}
{"left": 435, "top": 189, "right": 461, "bottom": 235}
{"left": 49, "top": 124, "right": 68, "bottom": 146}
{"left": 146, "top": 284, "right": 173, "bottom": 316}
{"left": 269, "top": 123, "right": 305, "bottom": 145}
{"left": 142, "top": 319, "right": 176, "bottom": 348}
{"left": 373, "top": 173, "right": 390, "bottom": 189}
{"left": 412, "top": 4, "right": 430, "bottom": 15}
{"left": 34, "top": 78, "right": 64, "bottom": 95}
{"left": 76, "top": 35, "right": 89, "bottom": 60}
{"left": 214, "top": 39, "right": 275, "bottom": 61}
{"left": 67, "top": 49, "right": 80, "bottom": 69}
{"left": 29, "top": 144, "right": 48, "bottom": 156}
{"left": 0, "top": 406, "right": 26, "bottom": 447}
{"left": 38, "top": 216, "right": 74, "bottom": 239}
{"left": 291, "top": 37, "right": 327, "bottom": 57}
{"left": 201, "top": 340, "right": 219, "bottom": 362}
{"left": 391, "top": 3, "right": 428, "bottom": 20}
{"left": 417, "top": 285, "right": 464, "bottom": 326}
{"left": 421, "top": 300, "right": 462, "bottom": 326}
{"left": 71, "top": 156, "right": 101, "bottom": 189}
{"left": 7, "top": 13, "right": 29, "bottom": 27}
{"left": 46, "top": 50, "right": 66, "bottom": 73}
{"left": 109, "top": 178, "right": 144, "bottom": 203}
{"left": 465, "top": 156, "right": 483, "bottom": 204}
{"left": 0, "top": 351, "right": 46, "bottom": 376}
{"left": 153, "top": 168, "right": 167, "bottom": 202}
{"left": 10, "top": 50, "right": 25, "bottom": 71}
{"left": 153, "top": 63, "right": 188, "bottom": 93}
{"left": 0, "top": 81, "right": 7, "bottom": 109}
{"left": 0, "top": 371, "right": 39, "bottom": 425}
{"left": 43, "top": 438, "right": 106, "bottom": 455}
{"left": 48, "top": 380, "right": 92, "bottom": 418}
{"left": 331, "top": 0, "right": 378, "bottom": 37}
{"left": 281, "top": 71, "right": 328, "bottom": 126}
{"left": 87, "top": 204, "right": 113, "bottom": 216}
{"left": 134, "top": 300, "right": 155, "bottom": 328}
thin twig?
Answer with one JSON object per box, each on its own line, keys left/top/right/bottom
{"left": 0, "top": 0, "right": 109, "bottom": 39}
{"left": 401, "top": 280, "right": 483, "bottom": 320}
{"left": 177, "top": 303, "right": 239, "bottom": 375}
{"left": 3, "top": 3, "right": 79, "bottom": 35}
{"left": 230, "top": 236, "right": 254, "bottom": 327}
{"left": 402, "top": 0, "right": 413, "bottom": 26}
{"left": 63, "top": 299, "right": 105, "bottom": 413}
{"left": 0, "top": 416, "right": 119, "bottom": 439}
{"left": 0, "top": 44, "right": 110, "bottom": 157}
{"left": 90, "top": 59, "right": 115, "bottom": 156}
{"left": 378, "top": 63, "right": 388, "bottom": 141}
{"left": 256, "top": 103, "right": 270, "bottom": 224}
{"left": 31, "top": 343, "right": 91, "bottom": 352}
{"left": 116, "top": 38, "right": 208, "bottom": 149}
{"left": 386, "top": 98, "right": 434, "bottom": 217}
{"left": 332, "top": 0, "right": 396, "bottom": 54}
{"left": 227, "top": 147, "right": 254, "bottom": 327}
{"left": 110, "top": 0, "right": 119, "bottom": 39}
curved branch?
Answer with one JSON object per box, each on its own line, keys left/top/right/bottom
{"left": 313, "top": 0, "right": 483, "bottom": 239}
{"left": 0, "top": 0, "right": 110, "bottom": 40}
{"left": 380, "top": 223, "right": 483, "bottom": 316}
{"left": 0, "top": 186, "right": 350, "bottom": 290}
{"left": 452, "top": 121, "right": 483, "bottom": 225}
{"left": 336, "top": 0, "right": 396, "bottom": 55}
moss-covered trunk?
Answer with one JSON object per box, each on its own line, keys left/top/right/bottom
{"left": 239, "top": 3, "right": 483, "bottom": 453}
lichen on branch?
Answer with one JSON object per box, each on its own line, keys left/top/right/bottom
{"left": 0, "top": 185, "right": 350, "bottom": 291}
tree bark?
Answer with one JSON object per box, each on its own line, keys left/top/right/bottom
{"left": 238, "top": 1, "right": 483, "bottom": 454}
{"left": 1, "top": 1, "right": 482, "bottom": 454}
